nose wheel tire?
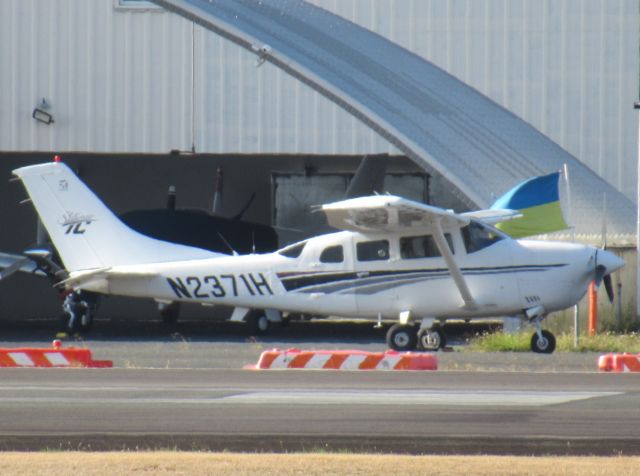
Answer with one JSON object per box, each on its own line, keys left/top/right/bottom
{"left": 418, "top": 328, "right": 446, "bottom": 351}
{"left": 531, "top": 329, "right": 556, "bottom": 354}
{"left": 386, "top": 323, "right": 418, "bottom": 351}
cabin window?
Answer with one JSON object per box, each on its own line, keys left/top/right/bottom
{"left": 356, "top": 240, "right": 389, "bottom": 261}
{"left": 462, "top": 221, "right": 504, "bottom": 253}
{"left": 400, "top": 233, "right": 454, "bottom": 259}
{"left": 278, "top": 241, "right": 307, "bottom": 258}
{"left": 320, "top": 245, "right": 344, "bottom": 263}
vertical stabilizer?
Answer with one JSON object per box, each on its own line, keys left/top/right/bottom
{"left": 345, "top": 154, "right": 388, "bottom": 198}
{"left": 13, "top": 161, "right": 217, "bottom": 272}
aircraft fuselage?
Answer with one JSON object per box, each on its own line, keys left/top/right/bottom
{"left": 87, "top": 228, "right": 607, "bottom": 321}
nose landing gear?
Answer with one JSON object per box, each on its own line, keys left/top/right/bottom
{"left": 531, "top": 328, "right": 556, "bottom": 354}
{"left": 526, "top": 307, "right": 556, "bottom": 354}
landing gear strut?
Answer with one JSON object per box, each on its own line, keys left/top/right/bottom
{"left": 159, "top": 302, "right": 181, "bottom": 325}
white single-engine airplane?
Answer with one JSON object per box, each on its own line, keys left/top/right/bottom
{"left": 13, "top": 160, "right": 624, "bottom": 353}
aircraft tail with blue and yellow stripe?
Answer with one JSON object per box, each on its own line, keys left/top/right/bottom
{"left": 490, "top": 172, "right": 568, "bottom": 238}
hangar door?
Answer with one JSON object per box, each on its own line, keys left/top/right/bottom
{"left": 272, "top": 172, "right": 429, "bottom": 235}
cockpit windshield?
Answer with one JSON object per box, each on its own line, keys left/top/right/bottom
{"left": 461, "top": 221, "right": 506, "bottom": 253}
{"left": 277, "top": 240, "right": 308, "bottom": 258}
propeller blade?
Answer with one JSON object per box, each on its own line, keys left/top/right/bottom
{"left": 231, "top": 192, "right": 256, "bottom": 221}
{"left": 603, "top": 274, "right": 614, "bottom": 303}
{"left": 601, "top": 193, "right": 607, "bottom": 250}
{"left": 594, "top": 264, "right": 606, "bottom": 288}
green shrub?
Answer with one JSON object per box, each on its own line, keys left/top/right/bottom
{"left": 468, "top": 331, "right": 640, "bottom": 353}
{"left": 466, "top": 332, "right": 532, "bottom": 352}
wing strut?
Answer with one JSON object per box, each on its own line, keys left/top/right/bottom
{"left": 432, "top": 219, "right": 477, "bottom": 310}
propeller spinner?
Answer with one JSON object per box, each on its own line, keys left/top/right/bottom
{"left": 593, "top": 248, "right": 624, "bottom": 303}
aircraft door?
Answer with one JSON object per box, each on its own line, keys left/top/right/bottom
{"left": 309, "top": 235, "right": 357, "bottom": 316}
{"left": 352, "top": 237, "right": 394, "bottom": 315}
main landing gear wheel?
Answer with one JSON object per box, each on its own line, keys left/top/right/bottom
{"left": 531, "top": 329, "right": 556, "bottom": 354}
{"left": 418, "top": 328, "right": 446, "bottom": 351}
{"left": 159, "top": 302, "right": 181, "bottom": 325}
{"left": 246, "top": 311, "right": 270, "bottom": 335}
{"left": 279, "top": 316, "right": 291, "bottom": 327}
{"left": 386, "top": 323, "right": 418, "bottom": 351}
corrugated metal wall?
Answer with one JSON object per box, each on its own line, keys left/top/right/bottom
{"left": 0, "top": 0, "right": 194, "bottom": 152}
{"left": 308, "top": 0, "right": 639, "bottom": 200}
{"left": 0, "top": 0, "right": 637, "bottom": 199}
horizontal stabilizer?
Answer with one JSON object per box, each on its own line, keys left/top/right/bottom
{"left": 59, "top": 267, "right": 160, "bottom": 292}
{"left": 0, "top": 252, "right": 46, "bottom": 279}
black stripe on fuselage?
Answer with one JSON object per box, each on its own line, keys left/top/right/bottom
{"left": 277, "top": 271, "right": 360, "bottom": 292}
{"left": 277, "top": 264, "right": 567, "bottom": 293}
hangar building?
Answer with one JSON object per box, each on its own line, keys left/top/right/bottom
{"left": 0, "top": 0, "right": 637, "bottom": 320}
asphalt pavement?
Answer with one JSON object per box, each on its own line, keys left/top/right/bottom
{"left": 0, "top": 316, "right": 635, "bottom": 455}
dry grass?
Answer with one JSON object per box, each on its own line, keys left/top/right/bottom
{"left": 0, "top": 452, "right": 639, "bottom": 476}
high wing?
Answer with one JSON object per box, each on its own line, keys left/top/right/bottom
{"left": 461, "top": 208, "right": 522, "bottom": 224}
{"left": 56, "top": 266, "right": 160, "bottom": 291}
{"left": 321, "top": 195, "right": 477, "bottom": 309}
{"left": 321, "top": 195, "right": 470, "bottom": 233}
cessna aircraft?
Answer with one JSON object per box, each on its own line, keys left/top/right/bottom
{"left": 12, "top": 160, "right": 624, "bottom": 353}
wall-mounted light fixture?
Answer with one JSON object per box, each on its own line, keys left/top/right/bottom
{"left": 32, "top": 98, "right": 54, "bottom": 125}
{"left": 251, "top": 43, "right": 271, "bottom": 67}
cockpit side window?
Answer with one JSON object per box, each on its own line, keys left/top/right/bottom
{"left": 356, "top": 240, "right": 389, "bottom": 261}
{"left": 462, "top": 221, "right": 504, "bottom": 253}
{"left": 400, "top": 234, "right": 454, "bottom": 259}
{"left": 320, "top": 245, "right": 344, "bottom": 263}
{"left": 277, "top": 241, "right": 307, "bottom": 258}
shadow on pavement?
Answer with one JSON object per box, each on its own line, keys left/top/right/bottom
{"left": 0, "top": 316, "right": 500, "bottom": 346}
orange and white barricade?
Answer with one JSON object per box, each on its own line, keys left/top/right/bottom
{"left": 0, "top": 340, "right": 112, "bottom": 368}
{"left": 248, "top": 348, "right": 437, "bottom": 371}
{"left": 598, "top": 353, "right": 640, "bottom": 372}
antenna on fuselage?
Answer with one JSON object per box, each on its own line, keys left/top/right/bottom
{"left": 166, "top": 185, "right": 176, "bottom": 211}
{"left": 217, "top": 232, "right": 238, "bottom": 256}
{"left": 212, "top": 166, "right": 223, "bottom": 215}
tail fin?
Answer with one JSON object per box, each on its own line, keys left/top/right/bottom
{"left": 13, "top": 161, "right": 217, "bottom": 272}
{"left": 490, "top": 172, "right": 568, "bottom": 238}
{"left": 345, "top": 154, "right": 388, "bottom": 198}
